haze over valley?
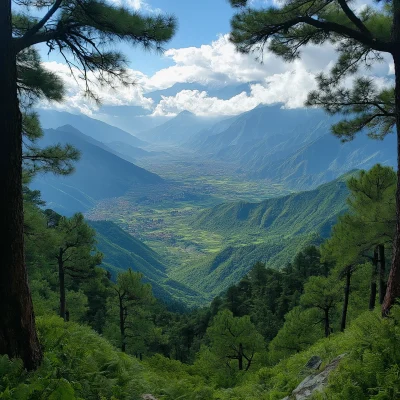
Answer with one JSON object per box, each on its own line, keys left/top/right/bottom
{"left": 32, "top": 101, "right": 396, "bottom": 304}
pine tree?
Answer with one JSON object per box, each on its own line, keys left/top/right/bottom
{"left": 1, "top": 0, "right": 176, "bottom": 369}
{"left": 322, "top": 165, "right": 396, "bottom": 309}
{"left": 206, "top": 309, "right": 264, "bottom": 372}
{"left": 110, "top": 269, "right": 154, "bottom": 353}
{"left": 51, "top": 213, "right": 102, "bottom": 321}
{"left": 228, "top": 0, "right": 400, "bottom": 315}
{"left": 300, "top": 276, "right": 341, "bottom": 337}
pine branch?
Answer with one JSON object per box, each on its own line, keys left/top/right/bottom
{"left": 337, "top": 0, "right": 372, "bottom": 37}
{"left": 21, "top": 0, "right": 64, "bottom": 40}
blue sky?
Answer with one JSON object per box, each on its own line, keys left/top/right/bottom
{"left": 38, "top": 0, "right": 394, "bottom": 119}
{"left": 117, "top": 0, "right": 237, "bottom": 75}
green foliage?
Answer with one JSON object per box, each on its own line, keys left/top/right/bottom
{"left": 205, "top": 310, "right": 265, "bottom": 374}
{"left": 182, "top": 176, "right": 349, "bottom": 296}
{"left": 0, "top": 316, "right": 148, "bottom": 400}
{"left": 13, "top": 0, "right": 177, "bottom": 101}
{"left": 105, "top": 269, "right": 156, "bottom": 354}
{"left": 228, "top": 0, "right": 395, "bottom": 143}
{"left": 88, "top": 220, "right": 202, "bottom": 307}
{"left": 13, "top": 163, "right": 400, "bottom": 398}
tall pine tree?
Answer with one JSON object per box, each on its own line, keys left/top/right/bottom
{"left": 228, "top": 0, "right": 400, "bottom": 316}
{"left": 0, "top": 0, "right": 176, "bottom": 369}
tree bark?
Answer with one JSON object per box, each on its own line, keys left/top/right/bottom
{"left": 119, "top": 294, "right": 126, "bottom": 352}
{"left": 238, "top": 343, "right": 243, "bottom": 371}
{"left": 378, "top": 244, "right": 386, "bottom": 305}
{"left": 340, "top": 267, "right": 351, "bottom": 332}
{"left": 324, "top": 309, "right": 331, "bottom": 338}
{"left": 382, "top": 2, "right": 400, "bottom": 315}
{"left": 0, "top": 0, "right": 42, "bottom": 370}
{"left": 58, "top": 249, "right": 66, "bottom": 321}
{"left": 369, "top": 248, "right": 378, "bottom": 310}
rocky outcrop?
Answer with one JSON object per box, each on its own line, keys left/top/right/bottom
{"left": 282, "top": 354, "right": 346, "bottom": 400}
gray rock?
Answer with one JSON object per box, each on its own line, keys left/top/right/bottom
{"left": 142, "top": 395, "right": 158, "bottom": 400}
{"left": 282, "top": 354, "right": 346, "bottom": 400}
{"left": 304, "top": 356, "right": 322, "bottom": 370}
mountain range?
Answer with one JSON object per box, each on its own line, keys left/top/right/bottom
{"left": 186, "top": 104, "right": 396, "bottom": 189}
{"left": 32, "top": 103, "right": 397, "bottom": 304}
{"left": 37, "top": 109, "right": 146, "bottom": 147}
{"left": 31, "top": 125, "right": 163, "bottom": 215}
{"left": 137, "top": 110, "right": 220, "bottom": 145}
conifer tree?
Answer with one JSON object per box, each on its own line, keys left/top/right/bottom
{"left": 111, "top": 269, "right": 154, "bottom": 353}
{"left": 52, "top": 213, "right": 102, "bottom": 321}
{"left": 0, "top": 0, "right": 176, "bottom": 369}
{"left": 206, "top": 309, "right": 264, "bottom": 372}
{"left": 228, "top": 0, "right": 400, "bottom": 315}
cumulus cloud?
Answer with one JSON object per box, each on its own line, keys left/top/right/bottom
{"left": 152, "top": 61, "right": 318, "bottom": 116}
{"left": 40, "top": 31, "right": 394, "bottom": 117}
{"left": 40, "top": 61, "right": 153, "bottom": 115}
{"left": 108, "top": 0, "right": 160, "bottom": 13}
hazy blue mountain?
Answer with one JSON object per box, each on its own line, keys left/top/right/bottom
{"left": 105, "top": 141, "right": 164, "bottom": 163}
{"left": 37, "top": 109, "right": 146, "bottom": 147}
{"left": 196, "top": 104, "right": 331, "bottom": 155}
{"left": 89, "top": 220, "right": 204, "bottom": 308}
{"left": 31, "top": 125, "right": 163, "bottom": 215}
{"left": 190, "top": 104, "right": 396, "bottom": 189}
{"left": 184, "top": 115, "right": 239, "bottom": 148}
{"left": 255, "top": 131, "right": 396, "bottom": 189}
{"left": 138, "top": 110, "right": 221, "bottom": 144}
{"left": 96, "top": 106, "right": 170, "bottom": 134}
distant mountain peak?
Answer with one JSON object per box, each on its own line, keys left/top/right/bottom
{"left": 56, "top": 124, "right": 81, "bottom": 134}
{"left": 177, "top": 110, "right": 195, "bottom": 117}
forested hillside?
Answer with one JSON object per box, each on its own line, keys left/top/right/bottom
{"left": 6, "top": 164, "right": 399, "bottom": 400}
{"left": 3, "top": 0, "right": 400, "bottom": 399}
{"left": 89, "top": 220, "right": 204, "bottom": 307}
{"left": 170, "top": 174, "right": 350, "bottom": 296}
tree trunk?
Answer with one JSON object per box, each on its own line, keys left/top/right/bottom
{"left": 0, "top": 0, "right": 42, "bottom": 370}
{"left": 383, "top": 5, "right": 400, "bottom": 314}
{"left": 324, "top": 309, "right": 330, "bottom": 338}
{"left": 58, "top": 249, "right": 66, "bottom": 321}
{"left": 369, "top": 248, "right": 378, "bottom": 310}
{"left": 340, "top": 267, "right": 351, "bottom": 332}
{"left": 378, "top": 244, "right": 386, "bottom": 305}
{"left": 238, "top": 343, "right": 243, "bottom": 370}
{"left": 119, "top": 295, "right": 126, "bottom": 352}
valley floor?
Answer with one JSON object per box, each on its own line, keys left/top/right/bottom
{"left": 85, "top": 151, "right": 291, "bottom": 300}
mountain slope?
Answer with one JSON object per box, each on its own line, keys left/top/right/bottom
{"left": 255, "top": 132, "right": 396, "bottom": 189}
{"left": 38, "top": 109, "right": 146, "bottom": 147}
{"left": 89, "top": 220, "right": 204, "bottom": 307}
{"left": 195, "top": 174, "right": 351, "bottom": 237}
{"left": 172, "top": 175, "right": 351, "bottom": 297}
{"left": 31, "top": 126, "right": 163, "bottom": 214}
{"left": 193, "top": 104, "right": 396, "bottom": 190}
{"left": 195, "top": 104, "right": 331, "bottom": 156}
{"left": 105, "top": 141, "right": 164, "bottom": 163}
{"left": 139, "top": 111, "right": 220, "bottom": 145}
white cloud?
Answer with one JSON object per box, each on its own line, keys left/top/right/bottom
{"left": 108, "top": 0, "right": 161, "bottom": 13}
{"left": 40, "top": 61, "right": 153, "bottom": 115}
{"left": 40, "top": 31, "right": 394, "bottom": 117}
{"left": 152, "top": 61, "right": 318, "bottom": 116}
